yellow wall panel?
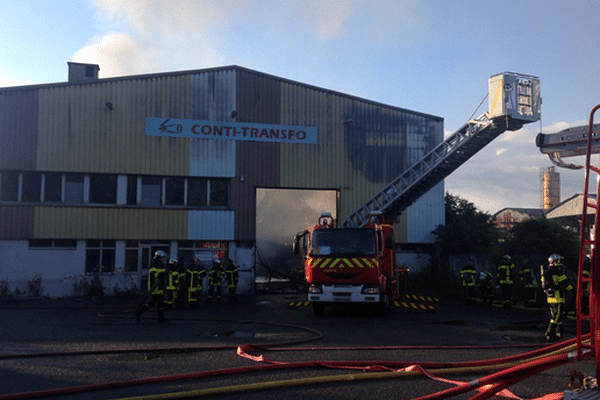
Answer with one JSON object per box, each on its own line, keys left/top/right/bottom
{"left": 37, "top": 76, "right": 191, "bottom": 175}
{"left": 34, "top": 207, "right": 187, "bottom": 239}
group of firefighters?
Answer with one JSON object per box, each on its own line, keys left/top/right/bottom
{"left": 460, "top": 253, "right": 583, "bottom": 342}
{"left": 135, "top": 250, "right": 240, "bottom": 323}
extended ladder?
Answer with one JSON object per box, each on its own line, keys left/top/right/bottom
{"left": 576, "top": 104, "right": 600, "bottom": 372}
{"left": 342, "top": 72, "right": 541, "bottom": 228}
{"left": 342, "top": 114, "right": 494, "bottom": 227}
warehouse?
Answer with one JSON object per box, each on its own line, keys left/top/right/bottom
{"left": 0, "top": 63, "right": 444, "bottom": 298}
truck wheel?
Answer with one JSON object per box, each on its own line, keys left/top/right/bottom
{"left": 312, "top": 303, "right": 325, "bottom": 315}
{"left": 377, "top": 294, "right": 389, "bottom": 316}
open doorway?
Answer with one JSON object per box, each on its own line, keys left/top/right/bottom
{"left": 255, "top": 188, "right": 337, "bottom": 284}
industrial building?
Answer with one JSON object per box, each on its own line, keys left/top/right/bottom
{"left": 0, "top": 63, "right": 444, "bottom": 297}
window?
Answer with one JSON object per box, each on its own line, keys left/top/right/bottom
{"left": 140, "top": 177, "right": 162, "bottom": 206}
{"left": 124, "top": 240, "right": 139, "bottom": 273}
{"left": 89, "top": 174, "right": 117, "bottom": 204}
{"left": 44, "top": 172, "right": 62, "bottom": 203}
{"left": 127, "top": 175, "right": 137, "bottom": 205}
{"left": 0, "top": 171, "right": 19, "bottom": 201}
{"left": 188, "top": 177, "right": 207, "bottom": 206}
{"left": 22, "top": 172, "right": 41, "bottom": 203}
{"left": 85, "top": 240, "right": 116, "bottom": 273}
{"left": 29, "top": 239, "right": 76, "bottom": 249}
{"left": 64, "top": 173, "right": 84, "bottom": 204}
{"left": 165, "top": 177, "right": 185, "bottom": 205}
{"left": 210, "top": 178, "right": 229, "bottom": 206}
{"left": 29, "top": 239, "right": 53, "bottom": 248}
{"left": 0, "top": 172, "right": 229, "bottom": 208}
{"left": 178, "top": 240, "right": 227, "bottom": 267}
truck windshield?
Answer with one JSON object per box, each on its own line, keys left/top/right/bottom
{"left": 311, "top": 228, "right": 377, "bottom": 257}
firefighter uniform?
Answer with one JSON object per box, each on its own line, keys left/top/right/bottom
{"left": 224, "top": 259, "right": 240, "bottom": 304}
{"left": 186, "top": 258, "right": 207, "bottom": 307}
{"left": 165, "top": 259, "right": 180, "bottom": 307}
{"left": 497, "top": 254, "right": 516, "bottom": 309}
{"left": 135, "top": 251, "right": 169, "bottom": 323}
{"left": 460, "top": 260, "right": 477, "bottom": 302}
{"left": 519, "top": 258, "right": 538, "bottom": 307}
{"left": 207, "top": 260, "right": 224, "bottom": 303}
{"left": 542, "top": 254, "right": 573, "bottom": 341}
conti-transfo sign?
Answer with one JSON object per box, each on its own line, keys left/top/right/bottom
{"left": 146, "top": 117, "right": 317, "bottom": 144}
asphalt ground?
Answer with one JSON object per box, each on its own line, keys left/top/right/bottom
{"left": 0, "top": 293, "right": 596, "bottom": 400}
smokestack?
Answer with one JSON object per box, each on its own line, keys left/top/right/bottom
{"left": 540, "top": 166, "right": 560, "bottom": 210}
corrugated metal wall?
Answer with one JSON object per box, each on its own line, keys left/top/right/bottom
{"left": 37, "top": 76, "right": 191, "bottom": 175}
{"left": 189, "top": 70, "right": 237, "bottom": 178}
{"left": 0, "top": 89, "right": 38, "bottom": 239}
{"left": 0, "top": 89, "right": 38, "bottom": 170}
{"left": 34, "top": 208, "right": 186, "bottom": 239}
{"left": 233, "top": 69, "right": 282, "bottom": 240}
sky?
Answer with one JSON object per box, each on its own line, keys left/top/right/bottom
{"left": 2, "top": 0, "right": 600, "bottom": 214}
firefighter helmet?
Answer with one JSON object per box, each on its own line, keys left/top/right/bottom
{"left": 502, "top": 254, "right": 511, "bottom": 262}
{"left": 154, "top": 250, "right": 167, "bottom": 258}
{"left": 548, "top": 254, "right": 563, "bottom": 266}
{"left": 169, "top": 258, "right": 178, "bottom": 265}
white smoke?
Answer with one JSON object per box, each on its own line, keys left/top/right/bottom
{"left": 72, "top": 0, "right": 427, "bottom": 76}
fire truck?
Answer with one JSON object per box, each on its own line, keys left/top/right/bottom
{"left": 293, "top": 211, "right": 403, "bottom": 315}
{"left": 294, "top": 72, "right": 541, "bottom": 315}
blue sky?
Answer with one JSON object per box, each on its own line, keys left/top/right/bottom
{"left": 2, "top": 0, "right": 599, "bottom": 214}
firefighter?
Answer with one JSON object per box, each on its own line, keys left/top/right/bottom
{"left": 224, "top": 258, "right": 240, "bottom": 304}
{"left": 206, "top": 259, "right": 224, "bottom": 303}
{"left": 165, "top": 259, "right": 180, "bottom": 307}
{"left": 135, "top": 250, "right": 169, "bottom": 323}
{"left": 459, "top": 259, "right": 477, "bottom": 303}
{"left": 186, "top": 257, "right": 207, "bottom": 308}
{"left": 478, "top": 270, "right": 495, "bottom": 304}
{"left": 541, "top": 254, "right": 574, "bottom": 341}
{"left": 497, "top": 254, "right": 516, "bottom": 309}
{"left": 519, "top": 257, "right": 538, "bottom": 307}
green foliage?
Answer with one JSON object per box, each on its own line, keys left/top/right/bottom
{"left": 496, "top": 217, "right": 579, "bottom": 267}
{"left": 433, "top": 193, "right": 499, "bottom": 254}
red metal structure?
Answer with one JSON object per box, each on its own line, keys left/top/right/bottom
{"left": 576, "top": 104, "right": 600, "bottom": 371}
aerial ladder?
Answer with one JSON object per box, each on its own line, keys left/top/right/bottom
{"left": 342, "top": 72, "right": 542, "bottom": 228}
{"left": 536, "top": 105, "right": 600, "bottom": 391}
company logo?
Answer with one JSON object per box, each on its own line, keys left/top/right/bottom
{"left": 159, "top": 119, "right": 183, "bottom": 134}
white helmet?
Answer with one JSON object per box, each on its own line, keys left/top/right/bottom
{"left": 155, "top": 250, "right": 167, "bottom": 258}
{"left": 548, "top": 254, "right": 563, "bottom": 266}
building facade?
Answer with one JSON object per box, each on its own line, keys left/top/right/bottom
{"left": 493, "top": 207, "right": 544, "bottom": 237}
{"left": 0, "top": 64, "right": 444, "bottom": 297}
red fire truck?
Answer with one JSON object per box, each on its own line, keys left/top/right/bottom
{"left": 293, "top": 212, "right": 405, "bottom": 315}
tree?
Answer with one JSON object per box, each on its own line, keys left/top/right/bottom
{"left": 433, "top": 193, "right": 499, "bottom": 254}
{"left": 496, "top": 217, "right": 579, "bottom": 268}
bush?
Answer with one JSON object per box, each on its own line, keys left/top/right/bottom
{"left": 86, "top": 274, "right": 105, "bottom": 297}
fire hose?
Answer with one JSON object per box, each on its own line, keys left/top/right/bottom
{"left": 0, "top": 324, "right": 587, "bottom": 400}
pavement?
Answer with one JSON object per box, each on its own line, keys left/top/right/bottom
{"left": 0, "top": 293, "right": 597, "bottom": 400}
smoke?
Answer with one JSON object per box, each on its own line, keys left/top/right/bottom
{"left": 74, "top": 0, "right": 428, "bottom": 77}
{"left": 256, "top": 189, "right": 336, "bottom": 277}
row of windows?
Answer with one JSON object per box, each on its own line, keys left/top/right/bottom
{"left": 0, "top": 171, "right": 229, "bottom": 208}
{"left": 28, "top": 240, "right": 228, "bottom": 274}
